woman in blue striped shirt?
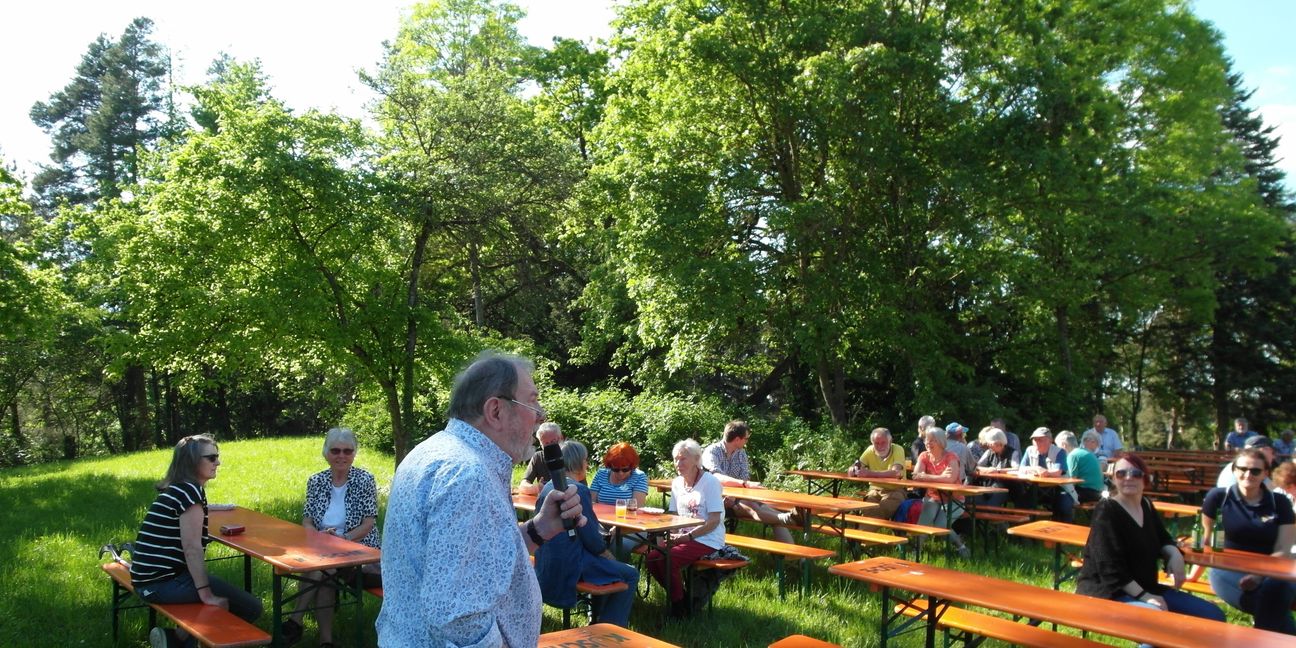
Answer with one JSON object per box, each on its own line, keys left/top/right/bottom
{"left": 590, "top": 442, "right": 650, "bottom": 507}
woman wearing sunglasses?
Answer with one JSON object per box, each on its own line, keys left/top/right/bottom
{"left": 283, "top": 427, "right": 382, "bottom": 647}
{"left": 1201, "top": 448, "right": 1296, "bottom": 634}
{"left": 131, "top": 435, "right": 263, "bottom": 648}
{"left": 590, "top": 442, "right": 649, "bottom": 508}
{"left": 1076, "top": 454, "right": 1224, "bottom": 630}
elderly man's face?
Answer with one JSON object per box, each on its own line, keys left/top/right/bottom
{"left": 1093, "top": 417, "right": 1106, "bottom": 431}
{"left": 872, "top": 433, "right": 891, "bottom": 455}
{"left": 501, "top": 370, "right": 543, "bottom": 463}
{"left": 537, "top": 428, "right": 561, "bottom": 447}
{"left": 1235, "top": 420, "right": 1248, "bottom": 433}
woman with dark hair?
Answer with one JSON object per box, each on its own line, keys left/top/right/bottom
{"left": 1202, "top": 448, "right": 1296, "bottom": 634}
{"left": 590, "top": 442, "right": 649, "bottom": 508}
{"left": 282, "top": 427, "right": 382, "bottom": 647}
{"left": 131, "top": 435, "right": 263, "bottom": 648}
{"left": 1076, "top": 454, "right": 1224, "bottom": 635}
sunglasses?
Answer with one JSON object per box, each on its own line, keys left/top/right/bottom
{"left": 609, "top": 466, "right": 633, "bottom": 473}
{"left": 329, "top": 447, "right": 355, "bottom": 456}
{"left": 1233, "top": 464, "right": 1265, "bottom": 477}
{"left": 1112, "top": 468, "right": 1144, "bottom": 479}
{"left": 202, "top": 453, "right": 220, "bottom": 463}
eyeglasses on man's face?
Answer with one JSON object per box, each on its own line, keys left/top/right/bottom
{"left": 505, "top": 398, "right": 546, "bottom": 421}
{"left": 329, "top": 447, "right": 355, "bottom": 456}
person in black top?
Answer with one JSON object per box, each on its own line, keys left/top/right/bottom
{"left": 1202, "top": 448, "right": 1296, "bottom": 634}
{"left": 1076, "top": 454, "right": 1224, "bottom": 630}
{"left": 130, "top": 435, "right": 262, "bottom": 648}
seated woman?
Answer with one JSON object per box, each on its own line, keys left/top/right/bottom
{"left": 1202, "top": 448, "right": 1296, "bottom": 634}
{"left": 589, "top": 441, "right": 650, "bottom": 508}
{"left": 1076, "top": 454, "right": 1224, "bottom": 637}
{"left": 283, "top": 427, "right": 381, "bottom": 647}
{"left": 913, "top": 426, "right": 969, "bottom": 557}
{"left": 131, "top": 435, "right": 263, "bottom": 648}
{"left": 646, "top": 438, "right": 725, "bottom": 617}
{"left": 533, "top": 440, "right": 638, "bottom": 626}
{"left": 1057, "top": 430, "right": 1104, "bottom": 504}
{"left": 974, "top": 426, "right": 1022, "bottom": 507}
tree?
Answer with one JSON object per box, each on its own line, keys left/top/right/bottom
{"left": 29, "top": 17, "right": 172, "bottom": 210}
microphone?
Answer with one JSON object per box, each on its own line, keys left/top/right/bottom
{"left": 542, "top": 442, "right": 577, "bottom": 537}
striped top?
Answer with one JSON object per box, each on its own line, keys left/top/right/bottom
{"left": 130, "top": 481, "right": 209, "bottom": 586}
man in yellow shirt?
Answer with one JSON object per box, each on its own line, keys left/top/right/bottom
{"left": 847, "top": 427, "right": 908, "bottom": 520}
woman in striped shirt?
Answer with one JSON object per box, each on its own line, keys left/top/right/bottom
{"left": 130, "top": 435, "right": 262, "bottom": 648}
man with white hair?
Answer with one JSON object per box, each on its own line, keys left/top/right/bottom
{"left": 517, "top": 422, "right": 564, "bottom": 495}
{"left": 847, "top": 427, "right": 909, "bottom": 520}
{"left": 910, "top": 415, "right": 937, "bottom": 462}
{"left": 378, "top": 352, "right": 584, "bottom": 647}
{"left": 1084, "top": 414, "right": 1123, "bottom": 461}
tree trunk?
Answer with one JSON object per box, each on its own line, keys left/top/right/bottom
{"left": 393, "top": 222, "right": 433, "bottom": 466}
{"left": 116, "top": 364, "right": 152, "bottom": 451}
{"left": 1210, "top": 322, "right": 1230, "bottom": 450}
{"left": 816, "top": 356, "right": 847, "bottom": 426}
{"left": 470, "top": 238, "right": 484, "bottom": 327}
{"left": 216, "top": 384, "right": 232, "bottom": 441}
{"left": 382, "top": 379, "right": 406, "bottom": 464}
{"left": 150, "top": 370, "right": 163, "bottom": 447}
{"left": 7, "top": 400, "right": 21, "bottom": 450}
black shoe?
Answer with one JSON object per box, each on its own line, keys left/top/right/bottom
{"left": 281, "top": 618, "right": 304, "bottom": 645}
{"left": 668, "top": 599, "right": 689, "bottom": 619}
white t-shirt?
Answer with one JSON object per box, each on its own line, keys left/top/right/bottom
{"left": 670, "top": 470, "right": 726, "bottom": 550}
{"left": 322, "top": 483, "right": 347, "bottom": 531}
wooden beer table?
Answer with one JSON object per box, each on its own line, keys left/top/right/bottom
{"left": 787, "top": 469, "right": 1005, "bottom": 556}
{"left": 209, "top": 507, "right": 380, "bottom": 647}
{"left": 830, "top": 556, "right": 1293, "bottom": 648}
{"left": 538, "top": 622, "right": 680, "bottom": 647}
{"left": 1007, "top": 519, "right": 1296, "bottom": 590}
{"left": 648, "top": 478, "right": 872, "bottom": 543}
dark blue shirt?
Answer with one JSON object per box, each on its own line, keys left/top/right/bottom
{"left": 1202, "top": 486, "right": 1295, "bottom": 555}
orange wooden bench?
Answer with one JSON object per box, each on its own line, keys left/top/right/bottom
{"left": 101, "top": 561, "right": 270, "bottom": 647}
{"left": 842, "top": 513, "right": 948, "bottom": 560}
{"left": 768, "top": 634, "right": 842, "bottom": 647}
{"left": 809, "top": 523, "right": 909, "bottom": 559}
{"left": 723, "top": 534, "right": 835, "bottom": 598}
{"left": 896, "top": 599, "right": 1108, "bottom": 648}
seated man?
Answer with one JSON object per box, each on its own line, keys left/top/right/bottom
{"left": 1084, "top": 414, "right": 1123, "bottom": 461}
{"left": 1019, "top": 427, "right": 1076, "bottom": 522}
{"left": 517, "top": 422, "right": 563, "bottom": 495}
{"left": 847, "top": 427, "right": 908, "bottom": 520}
{"left": 1224, "top": 417, "right": 1258, "bottom": 452}
{"left": 703, "top": 420, "right": 796, "bottom": 543}
{"left": 943, "top": 421, "right": 977, "bottom": 484}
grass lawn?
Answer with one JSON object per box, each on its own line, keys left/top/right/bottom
{"left": 0, "top": 437, "right": 1247, "bottom": 646}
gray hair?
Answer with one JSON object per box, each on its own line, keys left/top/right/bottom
{"left": 560, "top": 439, "right": 587, "bottom": 474}
{"left": 984, "top": 427, "right": 1007, "bottom": 446}
{"left": 870, "top": 427, "right": 892, "bottom": 442}
{"left": 1055, "top": 430, "right": 1078, "bottom": 450}
{"left": 918, "top": 415, "right": 936, "bottom": 432}
{"left": 323, "top": 427, "right": 358, "bottom": 457}
{"left": 924, "top": 426, "right": 947, "bottom": 448}
{"left": 447, "top": 351, "right": 535, "bottom": 421}
{"left": 672, "top": 438, "right": 703, "bottom": 461}
{"left": 1081, "top": 429, "right": 1102, "bottom": 445}
{"left": 536, "top": 422, "right": 562, "bottom": 442}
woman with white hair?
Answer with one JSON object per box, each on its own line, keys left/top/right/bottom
{"left": 975, "top": 427, "right": 1022, "bottom": 507}
{"left": 645, "top": 438, "right": 725, "bottom": 617}
{"left": 1058, "top": 430, "right": 1104, "bottom": 503}
{"left": 283, "top": 427, "right": 381, "bottom": 647}
{"left": 913, "top": 426, "right": 970, "bottom": 557}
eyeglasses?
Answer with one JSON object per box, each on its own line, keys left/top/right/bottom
{"left": 609, "top": 466, "right": 633, "bottom": 473}
{"left": 201, "top": 454, "right": 220, "bottom": 463}
{"left": 1113, "top": 468, "right": 1144, "bottom": 479}
{"left": 329, "top": 447, "right": 355, "bottom": 456}
{"left": 1233, "top": 464, "right": 1265, "bottom": 477}
{"left": 505, "top": 398, "right": 547, "bottom": 421}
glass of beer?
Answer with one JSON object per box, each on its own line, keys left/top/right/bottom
{"left": 615, "top": 498, "right": 629, "bottom": 519}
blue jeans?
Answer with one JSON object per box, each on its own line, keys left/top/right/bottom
{"left": 586, "top": 556, "right": 639, "bottom": 627}
{"left": 1114, "top": 589, "right": 1226, "bottom": 648}
{"left": 1210, "top": 568, "right": 1296, "bottom": 634}
{"left": 137, "top": 571, "right": 263, "bottom": 645}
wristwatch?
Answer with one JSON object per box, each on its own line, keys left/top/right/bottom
{"left": 525, "top": 519, "right": 546, "bottom": 546}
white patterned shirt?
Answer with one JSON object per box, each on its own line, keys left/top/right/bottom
{"left": 377, "top": 418, "right": 541, "bottom": 647}
{"left": 702, "top": 441, "right": 750, "bottom": 481}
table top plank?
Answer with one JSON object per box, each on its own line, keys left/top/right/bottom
{"left": 830, "top": 556, "right": 1293, "bottom": 648}
{"left": 648, "top": 478, "right": 873, "bottom": 513}
{"left": 1006, "top": 519, "right": 1296, "bottom": 581}
{"left": 788, "top": 469, "right": 1008, "bottom": 496}
{"left": 538, "top": 623, "right": 680, "bottom": 647}
{"left": 208, "top": 507, "right": 380, "bottom": 574}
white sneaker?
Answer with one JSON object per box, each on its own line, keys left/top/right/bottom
{"left": 149, "top": 627, "right": 172, "bottom": 648}
{"left": 777, "top": 511, "right": 797, "bottom": 526}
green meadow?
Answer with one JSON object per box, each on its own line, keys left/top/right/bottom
{"left": 0, "top": 437, "right": 1247, "bottom": 647}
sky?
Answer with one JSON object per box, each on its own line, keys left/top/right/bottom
{"left": 1, "top": 0, "right": 1292, "bottom": 191}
